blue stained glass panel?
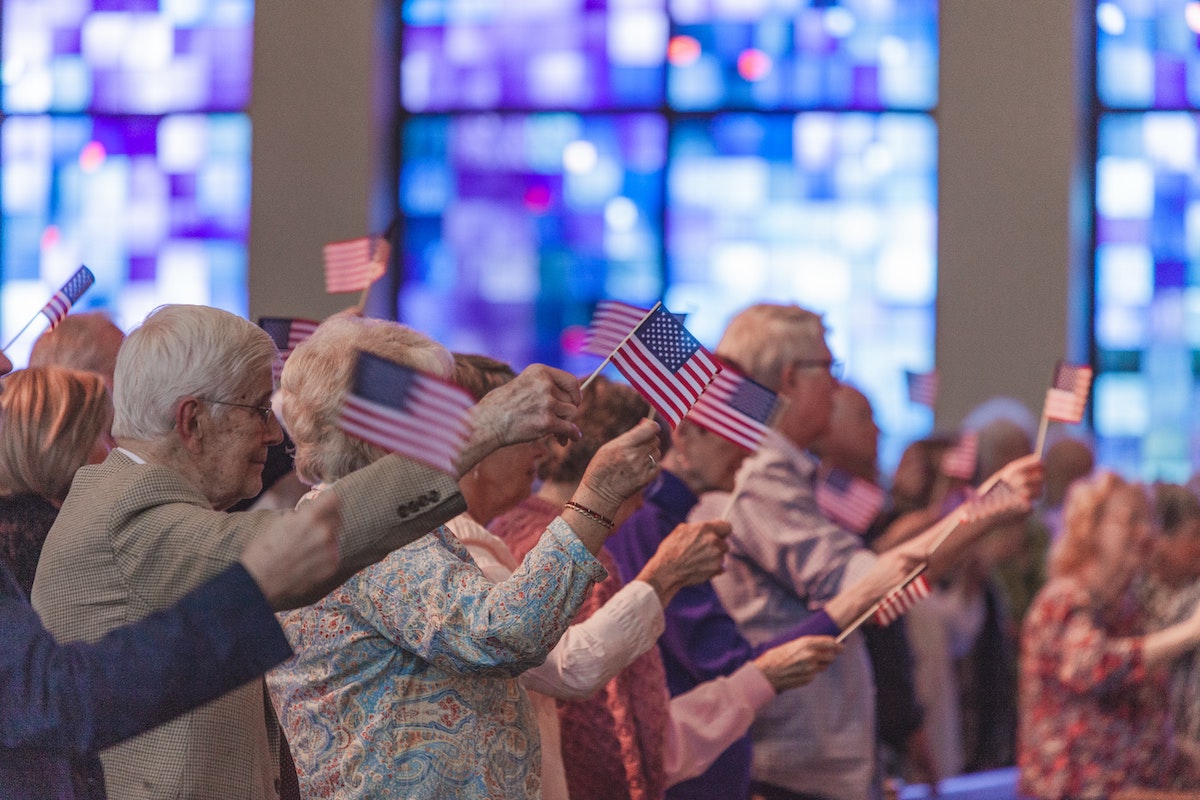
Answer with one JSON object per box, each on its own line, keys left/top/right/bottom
{"left": 665, "top": 111, "right": 937, "bottom": 468}
{"left": 1094, "top": 111, "right": 1200, "bottom": 479}
{"left": 667, "top": 0, "right": 937, "bottom": 111}
{"left": 1, "top": 0, "right": 254, "bottom": 114}
{"left": 1097, "top": 0, "right": 1200, "bottom": 109}
{"left": 1, "top": 113, "right": 251, "bottom": 357}
{"left": 399, "top": 113, "right": 665, "bottom": 368}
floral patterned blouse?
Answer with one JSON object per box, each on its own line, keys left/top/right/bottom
{"left": 267, "top": 495, "right": 607, "bottom": 800}
{"left": 1018, "top": 577, "right": 1198, "bottom": 799}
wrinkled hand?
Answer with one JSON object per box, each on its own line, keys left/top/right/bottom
{"left": 476, "top": 364, "right": 582, "bottom": 447}
{"left": 638, "top": 520, "right": 731, "bottom": 604}
{"left": 856, "top": 544, "right": 925, "bottom": 602}
{"left": 754, "top": 636, "right": 842, "bottom": 693}
{"left": 987, "top": 453, "right": 1044, "bottom": 505}
{"left": 573, "top": 418, "right": 662, "bottom": 520}
{"left": 240, "top": 490, "right": 342, "bottom": 610}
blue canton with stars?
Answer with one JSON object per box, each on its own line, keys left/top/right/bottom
{"left": 634, "top": 307, "right": 701, "bottom": 372}
{"left": 727, "top": 376, "right": 779, "bottom": 424}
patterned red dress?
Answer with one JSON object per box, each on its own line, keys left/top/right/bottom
{"left": 1018, "top": 577, "right": 1199, "bottom": 799}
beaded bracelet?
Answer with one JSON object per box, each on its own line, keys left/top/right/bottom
{"left": 563, "top": 500, "right": 614, "bottom": 530}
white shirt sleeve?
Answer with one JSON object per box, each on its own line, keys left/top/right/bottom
{"left": 662, "top": 662, "right": 777, "bottom": 787}
{"left": 519, "top": 580, "right": 665, "bottom": 700}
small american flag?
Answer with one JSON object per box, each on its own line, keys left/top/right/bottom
{"left": 337, "top": 351, "right": 475, "bottom": 475}
{"left": 816, "top": 468, "right": 886, "bottom": 534}
{"left": 874, "top": 571, "right": 932, "bottom": 626}
{"left": 688, "top": 368, "right": 782, "bottom": 452}
{"left": 941, "top": 433, "right": 978, "bottom": 480}
{"left": 584, "top": 300, "right": 651, "bottom": 357}
{"left": 1043, "top": 361, "right": 1092, "bottom": 424}
{"left": 41, "top": 266, "right": 95, "bottom": 329}
{"left": 259, "top": 317, "right": 320, "bottom": 382}
{"left": 324, "top": 236, "right": 389, "bottom": 294}
{"left": 259, "top": 317, "right": 319, "bottom": 353}
{"left": 906, "top": 370, "right": 939, "bottom": 408}
{"left": 610, "top": 305, "right": 720, "bottom": 429}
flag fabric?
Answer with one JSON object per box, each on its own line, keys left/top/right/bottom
{"left": 816, "top": 468, "right": 886, "bottom": 534}
{"left": 259, "top": 317, "right": 319, "bottom": 354}
{"left": 906, "top": 370, "right": 939, "bottom": 408}
{"left": 688, "top": 368, "right": 782, "bottom": 452}
{"left": 337, "top": 351, "right": 475, "bottom": 475}
{"left": 584, "top": 300, "right": 651, "bottom": 357}
{"left": 609, "top": 305, "right": 720, "bottom": 429}
{"left": 1043, "top": 361, "right": 1093, "bottom": 423}
{"left": 941, "top": 433, "right": 978, "bottom": 480}
{"left": 874, "top": 572, "right": 932, "bottom": 626}
{"left": 40, "top": 266, "right": 95, "bottom": 329}
{"left": 324, "top": 236, "right": 389, "bottom": 294}
{"left": 259, "top": 317, "right": 320, "bottom": 382}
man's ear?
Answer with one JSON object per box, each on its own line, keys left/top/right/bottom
{"left": 176, "top": 398, "right": 205, "bottom": 454}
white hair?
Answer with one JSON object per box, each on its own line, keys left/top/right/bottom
{"left": 112, "top": 305, "right": 277, "bottom": 440}
{"left": 717, "top": 303, "right": 827, "bottom": 390}
{"left": 279, "top": 311, "right": 454, "bottom": 485}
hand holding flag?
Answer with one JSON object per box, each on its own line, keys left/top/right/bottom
{"left": 337, "top": 351, "right": 475, "bottom": 475}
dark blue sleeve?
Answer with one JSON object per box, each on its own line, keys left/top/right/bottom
{"left": 658, "top": 581, "right": 758, "bottom": 689}
{"left": 0, "top": 562, "right": 291, "bottom": 755}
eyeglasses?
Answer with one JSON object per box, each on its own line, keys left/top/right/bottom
{"left": 792, "top": 359, "right": 844, "bottom": 380}
{"left": 202, "top": 398, "right": 274, "bottom": 424}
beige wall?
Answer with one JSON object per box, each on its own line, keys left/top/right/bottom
{"left": 251, "top": 2, "right": 1088, "bottom": 426}
{"left": 937, "top": 0, "right": 1090, "bottom": 428}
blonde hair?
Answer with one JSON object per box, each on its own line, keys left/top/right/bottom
{"left": 1049, "top": 470, "right": 1142, "bottom": 580}
{"left": 0, "top": 366, "right": 112, "bottom": 503}
{"left": 280, "top": 312, "right": 454, "bottom": 485}
{"left": 29, "top": 311, "right": 125, "bottom": 384}
{"left": 717, "top": 304, "right": 827, "bottom": 390}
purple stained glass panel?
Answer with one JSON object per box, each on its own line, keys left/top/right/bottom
{"left": 398, "top": 112, "right": 665, "bottom": 368}
{"left": 2, "top": 0, "right": 254, "bottom": 113}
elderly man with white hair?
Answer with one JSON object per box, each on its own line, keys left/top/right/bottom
{"left": 691, "top": 303, "right": 1043, "bottom": 800}
{"left": 31, "top": 304, "right": 584, "bottom": 800}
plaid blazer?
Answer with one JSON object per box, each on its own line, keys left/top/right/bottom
{"left": 31, "top": 449, "right": 464, "bottom": 800}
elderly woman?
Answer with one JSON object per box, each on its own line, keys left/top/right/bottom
{"left": 1019, "top": 472, "right": 1200, "bottom": 798}
{"left": 448, "top": 356, "right": 746, "bottom": 800}
{"left": 0, "top": 366, "right": 112, "bottom": 597}
{"left": 267, "top": 316, "right": 663, "bottom": 799}
{"left": 491, "top": 376, "right": 858, "bottom": 800}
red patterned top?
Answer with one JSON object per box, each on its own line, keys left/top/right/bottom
{"left": 1018, "top": 577, "right": 1198, "bottom": 799}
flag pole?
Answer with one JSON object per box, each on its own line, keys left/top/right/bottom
{"left": 2, "top": 314, "right": 43, "bottom": 352}
{"left": 836, "top": 562, "right": 929, "bottom": 644}
{"left": 580, "top": 301, "right": 662, "bottom": 392}
{"left": 1033, "top": 411, "right": 1050, "bottom": 459}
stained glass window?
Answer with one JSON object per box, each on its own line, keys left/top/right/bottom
{"left": 1, "top": 0, "right": 253, "bottom": 361}
{"left": 1094, "top": 0, "right": 1200, "bottom": 479}
{"left": 398, "top": 0, "right": 939, "bottom": 471}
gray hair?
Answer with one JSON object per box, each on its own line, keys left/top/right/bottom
{"left": 717, "top": 303, "right": 826, "bottom": 390}
{"left": 112, "top": 305, "right": 278, "bottom": 440}
{"left": 280, "top": 311, "right": 453, "bottom": 485}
